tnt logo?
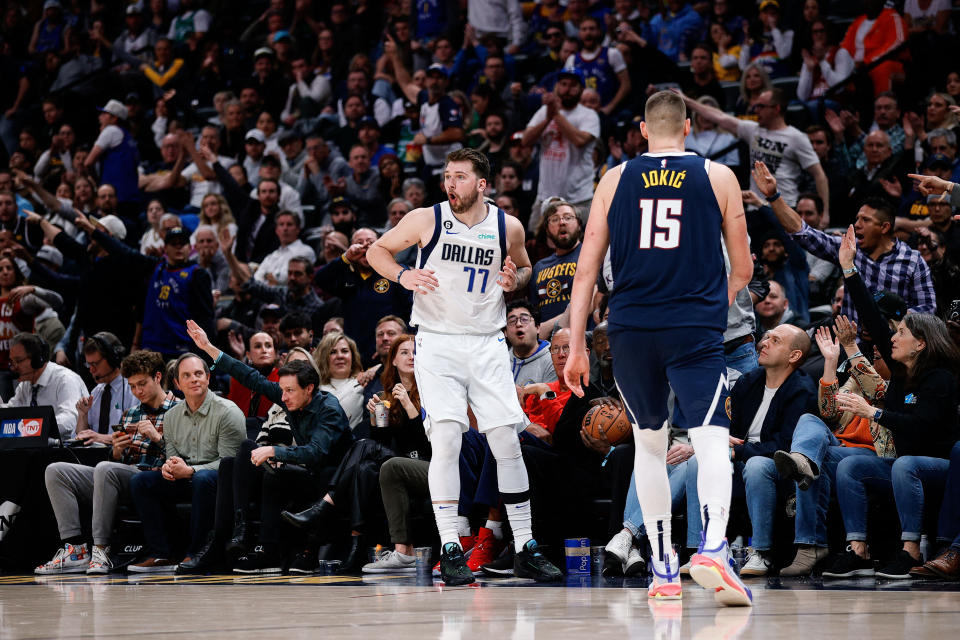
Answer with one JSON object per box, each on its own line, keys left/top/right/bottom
{"left": 20, "top": 418, "right": 42, "bottom": 437}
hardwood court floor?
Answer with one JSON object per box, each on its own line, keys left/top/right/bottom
{"left": 0, "top": 573, "right": 958, "bottom": 639}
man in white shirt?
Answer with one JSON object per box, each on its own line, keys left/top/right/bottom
{"left": 73, "top": 333, "right": 139, "bottom": 446}
{"left": 3, "top": 333, "right": 88, "bottom": 439}
{"left": 253, "top": 211, "right": 317, "bottom": 284}
{"left": 522, "top": 68, "right": 600, "bottom": 230}
{"left": 681, "top": 87, "right": 830, "bottom": 222}
{"left": 181, "top": 126, "right": 235, "bottom": 209}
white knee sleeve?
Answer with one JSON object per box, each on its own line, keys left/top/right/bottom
{"left": 486, "top": 425, "right": 528, "bottom": 496}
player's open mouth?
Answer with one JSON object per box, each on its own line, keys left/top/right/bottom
{"left": 448, "top": 193, "right": 457, "bottom": 202}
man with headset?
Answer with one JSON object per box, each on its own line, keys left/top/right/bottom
{"left": 2, "top": 333, "right": 87, "bottom": 439}
{"left": 73, "top": 333, "right": 139, "bottom": 446}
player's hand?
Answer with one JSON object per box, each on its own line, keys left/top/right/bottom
{"left": 497, "top": 255, "right": 520, "bottom": 291}
{"left": 751, "top": 161, "right": 778, "bottom": 198}
{"left": 563, "top": 348, "right": 590, "bottom": 397}
{"left": 907, "top": 173, "right": 953, "bottom": 198}
{"left": 398, "top": 268, "right": 439, "bottom": 293}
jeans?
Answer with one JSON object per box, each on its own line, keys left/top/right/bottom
{"left": 622, "top": 463, "right": 688, "bottom": 539}
{"left": 129, "top": 469, "right": 218, "bottom": 558}
{"left": 685, "top": 455, "right": 782, "bottom": 551}
{"left": 725, "top": 339, "right": 759, "bottom": 386}
{"left": 790, "top": 414, "right": 874, "bottom": 546}
{"left": 938, "top": 442, "right": 960, "bottom": 547}
{"left": 836, "top": 454, "right": 950, "bottom": 542}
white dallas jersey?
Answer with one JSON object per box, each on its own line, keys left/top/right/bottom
{"left": 410, "top": 201, "right": 508, "bottom": 335}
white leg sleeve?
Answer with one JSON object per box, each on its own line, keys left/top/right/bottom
{"left": 689, "top": 425, "right": 732, "bottom": 550}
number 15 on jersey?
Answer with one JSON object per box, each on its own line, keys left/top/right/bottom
{"left": 637, "top": 198, "right": 682, "bottom": 249}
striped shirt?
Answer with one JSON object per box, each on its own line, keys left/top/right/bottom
{"left": 790, "top": 222, "right": 936, "bottom": 322}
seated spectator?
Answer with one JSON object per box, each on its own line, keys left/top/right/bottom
{"left": 916, "top": 226, "right": 960, "bottom": 317}
{"left": 756, "top": 229, "right": 810, "bottom": 326}
{"left": 683, "top": 324, "right": 815, "bottom": 575}
{"left": 775, "top": 316, "right": 895, "bottom": 576}
{"left": 280, "top": 313, "right": 316, "bottom": 352}
{"left": 193, "top": 225, "right": 230, "bottom": 294}
{"left": 797, "top": 18, "right": 854, "bottom": 113}
{"left": 253, "top": 211, "right": 316, "bottom": 285}
{"left": 754, "top": 280, "right": 794, "bottom": 336}
{"left": 709, "top": 21, "right": 742, "bottom": 83}
{"left": 739, "top": 0, "right": 794, "bottom": 78}
{"left": 34, "top": 350, "right": 177, "bottom": 576}
{"left": 823, "top": 232, "right": 959, "bottom": 578}
{"left": 792, "top": 194, "right": 837, "bottom": 303}
{"left": 127, "top": 353, "right": 246, "bottom": 573}
{"left": 314, "top": 330, "right": 365, "bottom": 431}
{"left": 909, "top": 440, "right": 960, "bottom": 580}
{"left": 226, "top": 332, "right": 278, "bottom": 419}
{"left": 73, "top": 333, "right": 138, "bottom": 446}
{"left": 285, "top": 334, "right": 427, "bottom": 570}
{"left": 359, "top": 315, "right": 408, "bottom": 404}
{"left": 679, "top": 43, "right": 725, "bottom": 107}
{"left": 839, "top": 0, "right": 906, "bottom": 96}
{"left": 2, "top": 333, "right": 87, "bottom": 439}
{"left": 344, "top": 145, "right": 383, "bottom": 226}
{"left": 185, "top": 320, "right": 352, "bottom": 574}
{"left": 181, "top": 127, "right": 236, "bottom": 211}
{"left": 734, "top": 63, "right": 772, "bottom": 120}
{"left": 295, "top": 136, "right": 350, "bottom": 216}
{"left": 846, "top": 130, "right": 910, "bottom": 209}
{"left": 506, "top": 301, "right": 557, "bottom": 388}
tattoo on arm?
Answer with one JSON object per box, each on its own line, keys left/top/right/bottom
{"left": 514, "top": 266, "right": 531, "bottom": 289}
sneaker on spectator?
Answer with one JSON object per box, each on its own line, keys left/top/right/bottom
{"left": 774, "top": 450, "right": 816, "bottom": 491}
{"left": 362, "top": 549, "right": 417, "bottom": 573}
{"left": 822, "top": 546, "right": 875, "bottom": 578}
{"left": 780, "top": 545, "right": 829, "bottom": 577}
{"left": 288, "top": 548, "right": 319, "bottom": 574}
{"left": 439, "top": 542, "right": 474, "bottom": 585}
{"left": 624, "top": 545, "right": 646, "bottom": 577}
{"left": 233, "top": 546, "right": 283, "bottom": 574}
{"left": 35, "top": 543, "right": 89, "bottom": 575}
{"left": 689, "top": 538, "right": 753, "bottom": 606}
{"left": 739, "top": 549, "right": 771, "bottom": 576}
{"left": 481, "top": 545, "right": 515, "bottom": 576}
{"left": 86, "top": 545, "right": 112, "bottom": 575}
{"left": 876, "top": 550, "right": 922, "bottom": 579}
{"left": 466, "top": 528, "right": 505, "bottom": 574}
{"left": 514, "top": 540, "right": 562, "bottom": 582}
{"left": 604, "top": 530, "right": 632, "bottom": 576}
{"left": 128, "top": 557, "right": 178, "bottom": 573}
{"left": 679, "top": 558, "right": 691, "bottom": 575}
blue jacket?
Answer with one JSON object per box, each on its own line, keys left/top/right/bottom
{"left": 729, "top": 366, "right": 817, "bottom": 462}
{"left": 649, "top": 4, "right": 703, "bottom": 62}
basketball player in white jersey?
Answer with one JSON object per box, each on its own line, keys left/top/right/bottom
{"left": 565, "top": 91, "right": 754, "bottom": 605}
{"left": 367, "top": 148, "right": 562, "bottom": 585}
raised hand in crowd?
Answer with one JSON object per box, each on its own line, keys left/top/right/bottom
{"left": 815, "top": 325, "right": 841, "bottom": 364}
{"left": 741, "top": 189, "right": 765, "bottom": 208}
{"left": 838, "top": 224, "right": 857, "bottom": 270}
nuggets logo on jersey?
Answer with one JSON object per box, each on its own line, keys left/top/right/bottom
{"left": 374, "top": 278, "right": 390, "bottom": 293}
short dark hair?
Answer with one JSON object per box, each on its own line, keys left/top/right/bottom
{"left": 506, "top": 300, "right": 540, "bottom": 325}
{"left": 174, "top": 353, "right": 209, "bottom": 378}
{"left": 445, "top": 148, "right": 490, "bottom": 181}
{"left": 796, "top": 192, "right": 824, "bottom": 214}
{"left": 276, "top": 210, "right": 300, "bottom": 226}
{"left": 277, "top": 358, "right": 320, "bottom": 391}
{"left": 280, "top": 312, "right": 313, "bottom": 333}
{"left": 863, "top": 197, "right": 896, "bottom": 233}
{"left": 768, "top": 87, "right": 787, "bottom": 111}
{"left": 121, "top": 350, "right": 165, "bottom": 379}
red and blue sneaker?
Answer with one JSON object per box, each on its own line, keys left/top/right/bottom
{"left": 689, "top": 538, "right": 753, "bottom": 607}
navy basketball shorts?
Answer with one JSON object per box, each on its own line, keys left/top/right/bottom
{"left": 608, "top": 326, "right": 730, "bottom": 431}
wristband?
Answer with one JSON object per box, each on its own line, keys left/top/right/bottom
{"left": 842, "top": 266, "right": 858, "bottom": 276}
{"left": 767, "top": 191, "right": 781, "bottom": 203}
{"left": 602, "top": 445, "right": 616, "bottom": 467}
{"left": 873, "top": 408, "right": 883, "bottom": 422}
{"left": 847, "top": 351, "right": 863, "bottom": 360}
{"left": 397, "top": 267, "right": 410, "bottom": 284}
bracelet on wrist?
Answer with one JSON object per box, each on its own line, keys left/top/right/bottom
{"left": 767, "top": 191, "right": 781, "bottom": 203}
{"left": 397, "top": 267, "right": 409, "bottom": 284}
{"left": 842, "top": 266, "right": 858, "bottom": 276}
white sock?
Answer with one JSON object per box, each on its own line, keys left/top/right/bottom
{"left": 689, "top": 425, "right": 733, "bottom": 550}
{"left": 427, "top": 420, "right": 464, "bottom": 548}
{"left": 485, "top": 520, "right": 504, "bottom": 539}
{"left": 505, "top": 500, "right": 532, "bottom": 550}
{"left": 457, "top": 515, "right": 471, "bottom": 538}
{"left": 632, "top": 425, "right": 673, "bottom": 576}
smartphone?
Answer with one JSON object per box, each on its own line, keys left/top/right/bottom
{"left": 111, "top": 424, "right": 128, "bottom": 434}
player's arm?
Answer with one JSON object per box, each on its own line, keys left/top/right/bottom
{"left": 711, "top": 162, "right": 752, "bottom": 305}
{"left": 367, "top": 208, "right": 439, "bottom": 293}
{"left": 499, "top": 215, "right": 532, "bottom": 291}
{"left": 564, "top": 167, "right": 619, "bottom": 396}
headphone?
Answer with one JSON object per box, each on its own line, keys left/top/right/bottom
{"left": 16, "top": 333, "right": 49, "bottom": 370}
{"left": 87, "top": 332, "right": 126, "bottom": 369}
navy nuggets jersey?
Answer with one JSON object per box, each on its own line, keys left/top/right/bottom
{"left": 607, "top": 152, "right": 727, "bottom": 331}
{"left": 411, "top": 201, "right": 508, "bottom": 334}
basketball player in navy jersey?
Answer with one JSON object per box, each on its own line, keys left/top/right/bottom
{"left": 367, "top": 148, "right": 562, "bottom": 585}
{"left": 564, "top": 91, "right": 755, "bottom": 605}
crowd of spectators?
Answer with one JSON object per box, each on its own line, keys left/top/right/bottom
{"left": 0, "top": 0, "right": 959, "bottom": 582}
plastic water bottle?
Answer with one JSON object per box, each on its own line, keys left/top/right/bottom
{"left": 920, "top": 535, "right": 930, "bottom": 561}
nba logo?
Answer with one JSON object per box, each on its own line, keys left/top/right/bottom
{"left": 661, "top": 159, "right": 668, "bottom": 168}
{"left": 20, "top": 419, "right": 42, "bottom": 437}
{"left": 0, "top": 421, "right": 16, "bottom": 437}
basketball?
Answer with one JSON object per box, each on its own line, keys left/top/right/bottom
{"left": 582, "top": 403, "right": 632, "bottom": 445}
